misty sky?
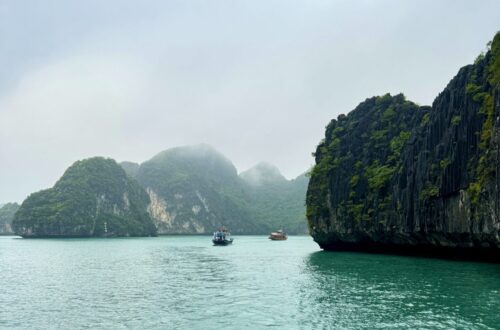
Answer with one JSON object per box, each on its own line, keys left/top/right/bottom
{"left": 1, "top": 1, "right": 499, "bottom": 203}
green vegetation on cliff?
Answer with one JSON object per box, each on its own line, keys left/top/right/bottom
{"left": 136, "top": 144, "right": 257, "bottom": 234}
{"left": 13, "top": 157, "right": 156, "bottom": 237}
{"left": 120, "top": 161, "right": 140, "bottom": 179}
{"left": 241, "top": 164, "right": 308, "bottom": 234}
{"left": 465, "top": 32, "right": 500, "bottom": 203}
{"left": 307, "top": 32, "right": 500, "bottom": 253}
{"left": 307, "top": 93, "right": 423, "bottom": 225}
{"left": 134, "top": 145, "right": 308, "bottom": 234}
{"left": 13, "top": 146, "right": 308, "bottom": 237}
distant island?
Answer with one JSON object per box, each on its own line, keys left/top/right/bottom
{"left": 13, "top": 157, "right": 157, "bottom": 237}
{"left": 0, "top": 203, "right": 19, "bottom": 235}
{"left": 306, "top": 32, "right": 500, "bottom": 261}
{"left": 12, "top": 145, "right": 308, "bottom": 237}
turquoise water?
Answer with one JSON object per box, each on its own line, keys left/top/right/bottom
{"left": 0, "top": 235, "right": 499, "bottom": 329}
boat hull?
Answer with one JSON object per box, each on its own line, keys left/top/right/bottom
{"left": 269, "top": 236, "right": 287, "bottom": 240}
{"left": 212, "top": 239, "right": 233, "bottom": 246}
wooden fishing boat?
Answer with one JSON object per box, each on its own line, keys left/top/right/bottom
{"left": 269, "top": 229, "right": 287, "bottom": 240}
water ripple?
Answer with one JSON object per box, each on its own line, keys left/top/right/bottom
{"left": 0, "top": 236, "right": 499, "bottom": 329}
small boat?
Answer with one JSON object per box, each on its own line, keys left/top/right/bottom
{"left": 269, "top": 229, "right": 287, "bottom": 240}
{"left": 212, "top": 227, "right": 233, "bottom": 246}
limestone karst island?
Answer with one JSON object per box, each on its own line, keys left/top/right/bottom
{"left": 307, "top": 33, "right": 500, "bottom": 261}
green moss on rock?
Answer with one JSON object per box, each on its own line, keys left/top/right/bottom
{"left": 307, "top": 32, "right": 500, "bottom": 256}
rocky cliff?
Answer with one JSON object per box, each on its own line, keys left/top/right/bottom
{"left": 135, "top": 144, "right": 258, "bottom": 234}
{"left": 307, "top": 32, "right": 500, "bottom": 261}
{"left": 13, "top": 157, "right": 157, "bottom": 237}
{"left": 12, "top": 146, "right": 308, "bottom": 237}
{"left": 132, "top": 144, "right": 308, "bottom": 234}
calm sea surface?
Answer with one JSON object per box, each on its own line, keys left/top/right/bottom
{"left": 0, "top": 235, "right": 499, "bottom": 329}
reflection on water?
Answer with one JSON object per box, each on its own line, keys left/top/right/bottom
{"left": 0, "top": 236, "right": 499, "bottom": 329}
{"left": 301, "top": 251, "right": 500, "bottom": 329}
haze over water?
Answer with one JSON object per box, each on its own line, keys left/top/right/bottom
{"left": 1, "top": 236, "right": 499, "bottom": 329}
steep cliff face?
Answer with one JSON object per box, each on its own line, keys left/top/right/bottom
{"left": 135, "top": 144, "right": 261, "bottom": 234}
{"left": 11, "top": 145, "right": 308, "bottom": 237}
{"left": 307, "top": 32, "right": 500, "bottom": 259}
{"left": 0, "top": 203, "right": 19, "bottom": 234}
{"left": 134, "top": 144, "right": 309, "bottom": 234}
{"left": 13, "top": 157, "right": 156, "bottom": 237}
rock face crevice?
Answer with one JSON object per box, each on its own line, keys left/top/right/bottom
{"left": 307, "top": 32, "right": 500, "bottom": 261}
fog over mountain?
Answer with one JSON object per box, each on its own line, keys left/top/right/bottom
{"left": 0, "top": 1, "right": 499, "bottom": 202}
{"left": 240, "top": 162, "right": 287, "bottom": 187}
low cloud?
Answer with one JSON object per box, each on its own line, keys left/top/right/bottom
{"left": 1, "top": 0, "right": 499, "bottom": 202}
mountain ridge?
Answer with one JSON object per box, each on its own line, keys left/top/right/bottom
{"left": 11, "top": 146, "right": 309, "bottom": 236}
{"left": 133, "top": 144, "right": 308, "bottom": 234}
{"left": 13, "top": 157, "right": 157, "bottom": 237}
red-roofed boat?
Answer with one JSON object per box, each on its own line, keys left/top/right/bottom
{"left": 269, "top": 229, "right": 287, "bottom": 240}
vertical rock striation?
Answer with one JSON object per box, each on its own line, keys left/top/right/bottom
{"left": 307, "top": 32, "right": 500, "bottom": 261}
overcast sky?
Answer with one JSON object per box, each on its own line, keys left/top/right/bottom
{"left": 1, "top": 0, "right": 499, "bottom": 203}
